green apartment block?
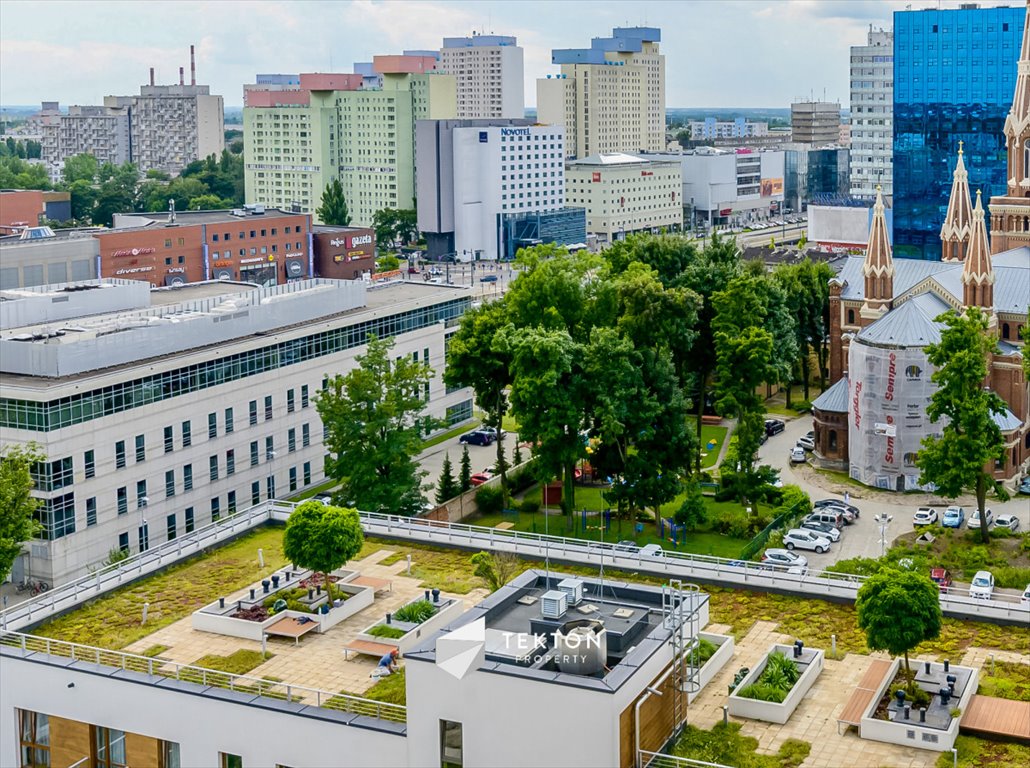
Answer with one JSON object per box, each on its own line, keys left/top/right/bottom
{"left": 244, "top": 71, "right": 455, "bottom": 226}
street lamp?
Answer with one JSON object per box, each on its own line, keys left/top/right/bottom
{"left": 874, "top": 513, "right": 893, "bottom": 558}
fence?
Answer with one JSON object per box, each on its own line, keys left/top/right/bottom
{"left": 639, "top": 750, "right": 731, "bottom": 768}
{"left": 738, "top": 499, "right": 809, "bottom": 561}
{"left": 0, "top": 630, "right": 406, "bottom": 723}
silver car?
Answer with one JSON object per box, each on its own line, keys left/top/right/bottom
{"left": 782, "top": 529, "right": 832, "bottom": 553}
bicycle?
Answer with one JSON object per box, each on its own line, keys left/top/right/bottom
{"left": 15, "top": 579, "right": 49, "bottom": 596}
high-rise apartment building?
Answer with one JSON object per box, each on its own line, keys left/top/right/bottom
{"left": 439, "top": 35, "right": 524, "bottom": 119}
{"left": 893, "top": 4, "right": 1026, "bottom": 259}
{"left": 37, "top": 104, "right": 131, "bottom": 181}
{"left": 537, "top": 27, "right": 665, "bottom": 159}
{"left": 244, "top": 61, "right": 456, "bottom": 226}
{"left": 687, "top": 118, "right": 769, "bottom": 141}
{"left": 850, "top": 26, "right": 894, "bottom": 200}
{"left": 790, "top": 101, "right": 841, "bottom": 145}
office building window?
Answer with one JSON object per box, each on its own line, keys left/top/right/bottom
{"left": 251, "top": 481, "right": 261, "bottom": 506}
{"left": 225, "top": 407, "right": 234, "bottom": 434}
{"left": 265, "top": 435, "right": 274, "bottom": 459}
{"left": 249, "top": 399, "right": 258, "bottom": 426}
{"left": 115, "top": 440, "right": 126, "bottom": 469}
{"left": 165, "top": 469, "right": 175, "bottom": 498}
{"left": 266, "top": 475, "right": 276, "bottom": 499}
{"left": 86, "top": 496, "right": 97, "bottom": 527}
{"left": 264, "top": 395, "right": 273, "bottom": 421}
{"left": 226, "top": 449, "right": 235, "bottom": 476}
{"left": 117, "top": 486, "right": 128, "bottom": 515}
{"left": 441, "top": 720, "right": 463, "bottom": 767}
{"left": 301, "top": 384, "right": 309, "bottom": 408}
{"left": 185, "top": 507, "right": 195, "bottom": 533}
{"left": 93, "top": 725, "right": 128, "bottom": 768}
{"left": 288, "top": 428, "right": 296, "bottom": 452}
{"left": 303, "top": 461, "right": 311, "bottom": 485}
{"left": 18, "top": 710, "right": 50, "bottom": 768}
{"left": 302, "top": 423, "right": 310, "bottom": 447}
{"left": 289, "top": 466, "right": 298, "bottom": 492}
{"left": 228, "top": 490, "right": 237, "bottom": 513}
{"left": 136, "top": 480, "right": 147, "bottom": 509}
{"left": 211, "top": 497, "right": 221, "bottom": 521}
{"left": 31, "top": 456, "right": 73, "bottom": 491}
{"left": 167, "top": 514, "right": 177, "bottom": 541}
{"left": 208, "top": 412, "right": 218, "bottom": 439}
{"left": 135, "top": 434, "right": 146, "bottom": 463}
{"left": 161, "top": 741, "right": 181, "bottom": 768}
{"left": 287, "top": 389, "right": 295, "bottom": 413}
{"left": 250, "top": 441, "right": 259, "bottom": 467}
{"left": 209, "top": 455, "right": 219, "bottom": 481}
{"left": 118, "top": 532, "right": 129, "bottom": 553}
{"left": 40, "top": 493, "right": 76, "bottom": 539}
{"left": 84, "top": 449, "right": 96, "bottom": 478}
{"left": 183, "top": 464, "right": 193, "bottom": 491}
{"left": 164, "top": 425, "right": 174, "bottom": 453}
{"left": 182, "top": 420, "right": 192, "bottom": 447}
{"left": 221, "top": 754, "right": 243, "bottom": 768}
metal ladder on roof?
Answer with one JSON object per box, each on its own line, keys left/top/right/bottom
{"left": 662, "top": 580, "right": 702, "bottom": 736}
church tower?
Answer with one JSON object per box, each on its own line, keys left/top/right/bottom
{"left": 940, "top": 143, "right": 973, "bottom": 262}
{"left": 988, "top": 5, "right": 1030, "bottom": 253}
{"left": 962, "top": 190, "right": 996, "bottom": 326}
{"left": 861, "top": 187, "right": 894, "bottom": 321}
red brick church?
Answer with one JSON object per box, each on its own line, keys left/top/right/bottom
{"left": 812, "top": 10, "right": 1030, "bottom": 490}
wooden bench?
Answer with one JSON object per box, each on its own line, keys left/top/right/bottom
{"left": 264, "top": 616, "right": 320, "bottom": 645}
{"left": 494, "top": 521, "right": 515, "bottom": 530}
{"left": 343, "top": 639, "right": 398, "bottom": 661}
{"left": 350, "top": 575, "right": 393, "bottom": 595}
{"left": 837, "top": 658, "right": 892, "bottom": 735}
{"left": 701, "top": 415, "right": 723, "bottom": 425}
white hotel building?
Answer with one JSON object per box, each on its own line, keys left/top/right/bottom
{"left": 0, "top": 278, "right": 472, "bottom": 586}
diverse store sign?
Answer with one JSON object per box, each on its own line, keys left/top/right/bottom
{"left": 114, "top": 266, "right": 154, "bottom": 275}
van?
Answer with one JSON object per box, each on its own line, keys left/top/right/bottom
{"left": 805, "top": 510, "right": 844, "bottom": 529}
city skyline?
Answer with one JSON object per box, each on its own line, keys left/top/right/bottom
{"left": 2, "top": 0, "right": 1020, "bottom": 109}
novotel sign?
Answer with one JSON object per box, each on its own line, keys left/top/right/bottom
{"left": 501, "top": 127, "right": 531, "bottom": 137}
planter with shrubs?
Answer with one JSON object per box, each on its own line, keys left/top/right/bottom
{"left": 728, "top": 642, "right": 824, "bottom": 723}
{"left": 355, "top": 591, "right": 465, "bottom": 653}
{"left": 688, "top": 632, "right": 736, "bottom": 703}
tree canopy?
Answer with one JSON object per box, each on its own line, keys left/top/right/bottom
{"left": 916, "top": 308, "right": 1007, "bottom": 545}
{"left": 315, "top": 335, "right": 435, "bottom": 516}
{"left": 316, "top": 178, "right": 351, "bottom": 226}
{"left": 856, "top": 569, "right": 942, "bottom": 674}
{"left": 282, "top": 501, "right": 364, "bottom": 602}
{"left": 0, "top": 444, "right": 45, "bottom": 582}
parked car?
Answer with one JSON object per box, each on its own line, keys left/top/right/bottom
{"left": 1022, "top": 584, "right": 1030, "bottom": 605}
{"left": 789, "top": 446, "right": 807, "bottom": 464}
{"left": 799, "top": 519, "right": 841, "bottom": 542}
{"left": 1018, "top": 477, "right": 1030, "bottom": 495}
{"left": 761, "top": 548, "right": 808, "bottom": 571}
{"left": 813, "top": 498, "right": 861, "bottom": 518}
{"left": 407, "top": 265, "right": 419, "bottom": 274}
{"left": 480, "top": 274, "right": 499, "bottom": 283}
{"left": 941, "top": 506, "right": 965, "bottom": 528}
{"left": 930, "top": 568, "right": 953, "bottom": 591}
{"left": 797, "top": 434, "right": 815, "bottom": 451}
{"left": 782, "top": 529, "right": 832, "bottom": 553}
{"left": 967, "top": 508, "right": 994, "bottom": 530}
{"left": 764, "top": 419, "right": 786, "bottom": 436}
{"left": 613, "top": 540, "right": 638, "bottom": 553}
{"left": 816, "top": 502, "right": 855, "bottom": 525}
{"left": 459, "top": 429, "right": 496, "bottom": 446}
{"left": 913, "top": 507, "right": 939, "bottom": 526}
{"left": 316, "top": 496, "right": 334, "bottom": 506}
{"left": 805, "top": 510, "right": 845, "bottom": 529}
{"left": 995, "top": 514, "right": 1021, "bottom": 532}
{"left": 969, "top": 570, "right": 995, "bottom": 600}
{"left": 640, "top": 544, "right": 664, "bottom": 557}
{"left": 469, "top": 472, "right": 493, "bottom": 487}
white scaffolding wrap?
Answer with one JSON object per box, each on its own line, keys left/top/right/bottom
{"left": 847, "top": 340, "right": 940, "bottom": 491}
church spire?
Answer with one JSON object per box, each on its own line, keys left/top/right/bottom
{"left": 940, "top": 142, "right": 973, "bottom": 261}
{"left": 962, "top": 190, "right": 995, "bottom": 318}
{"left": 1004, "top": 6, "right": 1030, "bottom": 195}
{"left": 861, "top": 186, "right": 894, "bottom": 320}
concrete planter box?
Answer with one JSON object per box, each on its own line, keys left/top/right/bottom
{"left": 356, "top": 595, "right": 465, "bottom": 653}
{"left": 858, "top": 658, "right": 978, "bottom": 752}
{"left": 191, "top": 567, "right": 368, "bottom": 640}
{"left": 688, "top": 632, "right": 735, "bottom": 704}
{"left": 728, "top": 643, "right": 824, "bottom": 724}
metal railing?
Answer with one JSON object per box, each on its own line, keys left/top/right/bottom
{"left": 0, "top": 630, "right": 406, "bottom": 724}
{"left": 639, "top": 750, "right": 732, "bottom": 768}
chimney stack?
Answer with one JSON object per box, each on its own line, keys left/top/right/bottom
{"left": 149, "top": 67, "right": 155, "bottom": 87}
{"left": 190, "top": 45, "right": 196, "bottom": 86}
{"left": 179, "top": 67, "right": 184, "bottom": 86}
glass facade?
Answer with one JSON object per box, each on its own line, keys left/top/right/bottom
{"left": 893, "top": 6, "right": 1025, "bottom": 259}
{"left": 499, "top": 208, "right": 587, "bottom": 260}
{"left": 1, "top": 298, "right": 469, "bottom": 432}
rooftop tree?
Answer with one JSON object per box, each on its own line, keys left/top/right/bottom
{"left": 856, "top": 569, "right": 942, "bottom": 680}
{"left": 283, "top": 501, "right": 364, "bottom": 603}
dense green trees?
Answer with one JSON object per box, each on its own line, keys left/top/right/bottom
{"left": 316, "top": 178, "right": 351, "bottom": 226}
{"left": 373, "top": 208, "right": 418, "bottom": 251}
{"left": 0, "top": 445, "right": 44, "bottom": 582}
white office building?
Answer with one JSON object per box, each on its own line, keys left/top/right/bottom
{"left": 565, "top": 153, "right": 683, "bottom": 243}
{"left": 439, "top": 35, "right": 525, "bottom": 119}
{"left": 849, "top": 26, "right": 894, "bottom": 200}
{"left": 687, "top": 118, "right": 769, "bottom": 141}
{"left": 0, "top": 278, "right": 472, "bottom": 586}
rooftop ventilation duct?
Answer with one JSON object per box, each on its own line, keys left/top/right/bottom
{"left": 557, "top": 578, "right": 584, "bottom": 606}
{"left": 541, "top": 590, "right": 568, "bottom": 619}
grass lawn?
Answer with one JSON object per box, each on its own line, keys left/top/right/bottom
{"left": 695, "top": 423, "right": 729, "bottom": 470}
{"left": 194, "top": 649, "right": 273, "bottom": 675}
{"left": 34, "top": 526, "right": 385, "bottom": 649}
{"left": 976, "top": 659, "right": 1030, "bottom": 701}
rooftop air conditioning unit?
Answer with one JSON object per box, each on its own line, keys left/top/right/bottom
{"left": 541, "top": 590, "right": 568, "bottom": 619}
{"left": 557, "top": 578, "right": 584, "bottom": 606}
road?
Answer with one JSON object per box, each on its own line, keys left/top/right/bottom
{"left": 418, "top": 430, "right": 522, "bottom": 491}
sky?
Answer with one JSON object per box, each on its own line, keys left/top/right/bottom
{"left": 0, "top": 0, "right": 1022, "bottom": 109}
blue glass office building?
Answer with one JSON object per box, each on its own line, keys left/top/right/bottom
{"left": 893, "top": 6, "right": 1025, "bottom": 259}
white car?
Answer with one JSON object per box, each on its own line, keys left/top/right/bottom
{"left": 913, "top": 507, "right": 939, "bottom": 526}
{"left": 967, "top": 509, "right": 994, "bottom": 530}
{"left": 761, "top": 548, "right": 808, "bottom": 570}
{"left": 1021, "top": 584, "right": 1030, "bottom": 606}
{"left": 797, "top": 435, "right": 815, "bottom": 451}
{"left": 782, "top": 529, "right": 832, "bottom": 553}
{"left": 799, "top": 519, "right": 841, "bottom": 542}
{"left": 639, "top": 544, "right": 665, "bottom": 558}
{"left": 789, "top": 446, "right": 807, "bottom": 464}
{"left": 969, "top": 570, "right": 995, "bottom": 600}
{"left": 996, "top": 514, "right": 1021, "bottom": 532}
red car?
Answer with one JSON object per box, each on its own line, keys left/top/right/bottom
{"left": 469, "top": 472, "right": 493, "bottom": 487}
{"left": 930, "top": 568, "right": 953, "bottom": 591}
